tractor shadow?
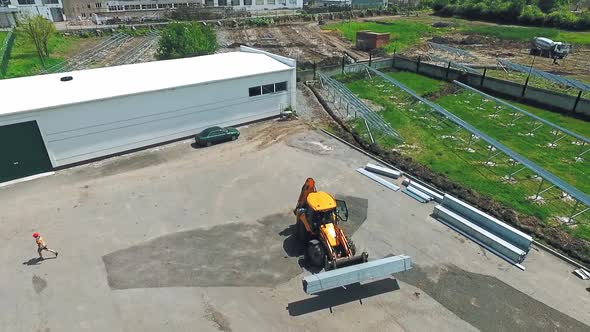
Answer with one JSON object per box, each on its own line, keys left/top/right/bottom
{"left": 279, "top": 224, "right": 323, "bottom": 273}
{"left": 287, "top": 278, "right": 400, "bottom": 316}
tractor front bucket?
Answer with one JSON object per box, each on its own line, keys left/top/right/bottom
{"left": 302, "top": 255, "right": 412, "bottom": 295}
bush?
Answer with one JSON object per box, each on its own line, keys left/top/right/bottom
{"left": 156, "top": 22, "right": 218, "bottom": 60}
{"left": 432, "top": 1, "right": 590, "bottom": 30}
{"left": 518, "top": 5, "right": 546, "bottom": 25}
{"left": 545, "top": 8, "right": 579, "bottom": 28}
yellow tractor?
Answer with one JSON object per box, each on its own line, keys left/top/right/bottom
{"left": 294, "top": 178, "right": 369, "bottom": 270}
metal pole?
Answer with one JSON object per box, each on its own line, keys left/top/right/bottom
{"left": 567, "top": 200, "right": 581, "bottom": 224}
{"left": 480, "top": 68, "right": 487, "bottom": 87}
{"left": 365, "top": 119, "right": 375, "bottom": 144}
{"left": 416, "top": 56, "right": 421, "bottom": 73}
{"left": 369, "top": 51, "right": 372, "bottom": 67}
{"left": 446, "top": 61, "right": 451, "bottom": 79}
{"left": 522, "top": 55, "right": 536, "bottom": 97}
{"left": 572, "top": 90, "right": 582, "bottom": 113}
{"left": 570, "top": 207, "right": 590, "bottom": 220}
{"left": 533, "top": 178, "right": 544, "bottom": 200}
{"left": 313, "top": 61, "right": 317, "bottom": 80}
{"left": 341, "top": 55, "right": 345, "bottom": 74}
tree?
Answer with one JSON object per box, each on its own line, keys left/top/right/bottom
{"left": 157, "top": 22, "right": 218, "bottom": 60}
{"left": 17, "top": 15, "right": 56, "bottom": 68}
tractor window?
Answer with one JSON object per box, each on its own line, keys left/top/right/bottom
{"left": 335, "top": 200, "right": 349, "bottom": 221}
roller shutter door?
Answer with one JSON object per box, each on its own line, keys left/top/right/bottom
{"left": 0, "top": 121, "right": 52, "bottom": 183}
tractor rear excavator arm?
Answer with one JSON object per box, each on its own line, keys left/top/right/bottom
{"left": 295, "top": 178, "right": 316, "bottom": 213}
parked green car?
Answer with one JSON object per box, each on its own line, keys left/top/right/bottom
{"left": 195, "top": 126, "right": 240, "bottom": 147}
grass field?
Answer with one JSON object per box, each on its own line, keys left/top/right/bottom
{"left": 339, "top": 70, "right": 590, "bottom": 240}
{"left": 0, "top": 31, "right": 7, "bottom": 46}
{"left": 323, "top": 16, "right": 590, "bottom": 51}
{"left": 4, "top": 33, "right": 80, "bottom": 79}
{"left": 322, "top": 20, "right": 443, "bottom": 52}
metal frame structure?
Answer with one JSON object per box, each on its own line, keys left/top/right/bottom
{"left": 453, "top": 80, "right": 588, "bottom": 142}
{"left": 498, "top": 59, "right": 590, "bottom": 92}
{"left": 318, "top": 72, "right": 404, "bottom": 141}
{"left": 428, "top": 54, "right": 481, "bottom": 75}
{"left": 362, "top": 64, "right": 589, "bottom": 222}
{"left": 427, "top": 42, "right": 476, "bottom": 60}
{"left": 109, "top": 31, "right": 160, "bottom": 66}
{"left": 43, "top": 33, "right": 134, "bottom": 74}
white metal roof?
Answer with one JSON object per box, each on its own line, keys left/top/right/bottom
{"left": 0, "top": 51, "right": 293, "bottom": 116}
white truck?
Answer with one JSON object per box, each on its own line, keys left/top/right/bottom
{"left": 529, "top": 37, "right": 571, "bottom": 61}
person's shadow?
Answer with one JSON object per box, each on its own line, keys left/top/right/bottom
{"left": 22, "top": 257, "right": 55, "bottom": 266}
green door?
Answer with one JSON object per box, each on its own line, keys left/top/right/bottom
{"left": 0, "top": 121, "right": 52, "bottom": 183}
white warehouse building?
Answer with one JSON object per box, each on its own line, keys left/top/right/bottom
{"left": 0, "top": 47, "right": 296, "bottom": 183}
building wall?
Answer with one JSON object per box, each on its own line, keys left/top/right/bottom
{"left": 0, "top": 9, "right": 18, "bottom": 27}
{"left": 62, "top": 0, "right": 107, "bottom": 20}
{"left": 9, "top": 0, "right": 64, "bottom": 21}
{"left": 63, "top": 0, "right": 302, "bottom": 21}
{"left": 0, "top": 70, "right": 294, "bottom": 167}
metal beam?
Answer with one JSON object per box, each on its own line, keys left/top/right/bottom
{"left": 453, "top": 81, "right": 590, "bottom": 145}
{"left": 302, "top": 255, "right": 412, "bottom": 294}
{"left": 356, "top": 168, "right": 400, "bottom": 191}
{"left": 364, "top": 65, "right": 590, "bottom": 207}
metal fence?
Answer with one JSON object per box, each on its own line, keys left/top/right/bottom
{"left": 0, "top": 30, "right": 15, "bottom": 78}
{"left": 43, "top": 33, "right": 134, "bottom": 74}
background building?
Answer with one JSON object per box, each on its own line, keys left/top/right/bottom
{"left": 0, "top": 47, "right": 296, "bottom": 182}
{"left": 0, "top": 5, "right": 19, "bottom": 27}
{"left": 8, "top": 0, "right": 64, "bottom": 22}
{"left": 62, "top": 0, "right": 303, "bottom": 23}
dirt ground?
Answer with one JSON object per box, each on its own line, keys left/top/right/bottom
{"left": 405, "top": 32, "right": 590, "bottom": 80}
{"left": 2, "top": 118, "right": 590, "bottom": 331}
{"left": 217, "top": 22, "right": 368, "bottom": 69}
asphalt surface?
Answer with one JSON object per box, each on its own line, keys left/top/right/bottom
{"left": 1, "top": 120, "right": 589, "bottom": 331}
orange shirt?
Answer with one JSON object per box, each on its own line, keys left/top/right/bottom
{"left": 36, "top": 237, "right": 46, "bottom": 248}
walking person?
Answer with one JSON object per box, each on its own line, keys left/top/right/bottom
{"left": 33, "top": 232, "right": 58, "bottom": 260}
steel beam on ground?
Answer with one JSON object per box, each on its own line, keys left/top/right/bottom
{"left": 356, "top": 168, "right": 400, "bottom": 191}
{"left": 364, "top": 65, "right": 590, "bottom": 207}
{"left": 302, "top": 255, "right": 412, "bottom": 294}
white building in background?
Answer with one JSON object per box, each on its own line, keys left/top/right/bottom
{"left": 0, "top": 5, "right": 19, "bottom": 27}
{"left": 62, "top": 0, "right": 302, "bottom": 23}
{"left": 0, "top": 47, "right": 296, "bottom": 183}
{"left": 3, "top": 0, "right": 64, "bottom": 23}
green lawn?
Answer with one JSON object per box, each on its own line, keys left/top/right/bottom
{"left": 4, "top": 33, "right": 80, "bottom": 79}
{"left": 0, "top": 31, "right": 8, "bottom": 46}
{"left": 387, "top": 71, "right": 445, "bottom": 95}
{"left": 340, "top": 71, "right": 590, "bottom": 240}
{"left": 322, "top": 20, "right": 443, "bottom": 52}
{"left": 388, "top": 70, "right": 590, "bottom": 138}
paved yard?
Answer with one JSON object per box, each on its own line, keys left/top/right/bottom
{"left": 0, "top": 120, "right": 588, "bottom": 332}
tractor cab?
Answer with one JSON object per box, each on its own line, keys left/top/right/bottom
{"left": 305, "top": 192, "right": 348, "bottom": 232}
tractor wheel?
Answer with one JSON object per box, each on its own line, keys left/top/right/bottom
{"left": 307, "top": 240, "right": 327, "bottom": 267}
{"left": 231, "top": 135, "right": 237, "bottom": 141}
{"left": 346, "top": 236, "right": 357, "bottom": 256}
